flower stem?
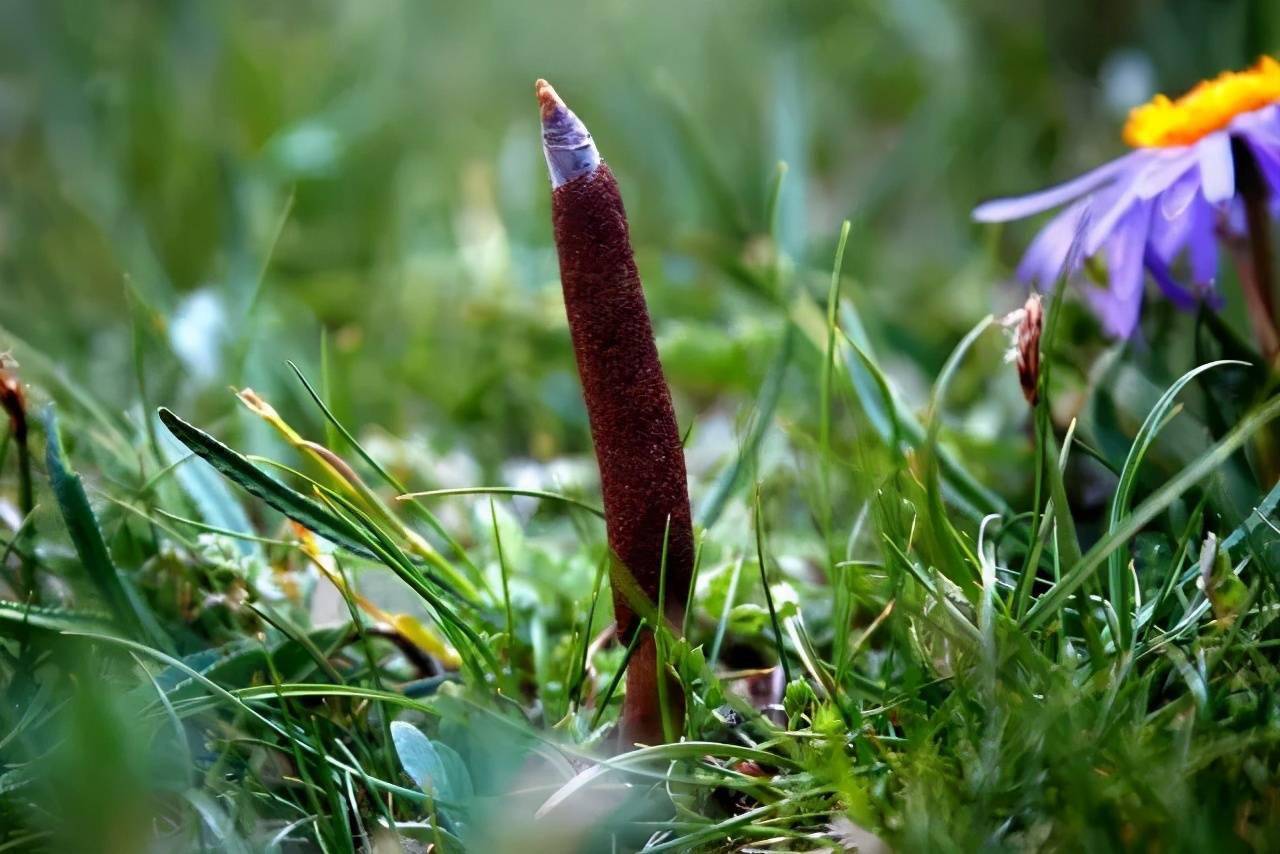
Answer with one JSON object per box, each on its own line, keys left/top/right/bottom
{"left": 1231, "top": 138, "right": 1280, "bottom": 366}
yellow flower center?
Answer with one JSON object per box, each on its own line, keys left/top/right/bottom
{"left": 1123, "top": 56, "right": 1280, "bottom": 148}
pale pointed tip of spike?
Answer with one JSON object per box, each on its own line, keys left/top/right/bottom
{"left": 536, "top": 78, "right": 600, "bottom": 188}
{"left": 535, "top": 79, "right": 563, "bottom": 118}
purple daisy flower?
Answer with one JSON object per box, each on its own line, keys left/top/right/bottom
{"left": 974, "top": 57, "right": 1280, "bottom": 339}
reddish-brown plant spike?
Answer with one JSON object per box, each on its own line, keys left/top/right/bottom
{"left": 539, "top": 81, "right": 694, "bottom": 747}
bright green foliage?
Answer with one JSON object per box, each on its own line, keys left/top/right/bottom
{"left": 2, "top": 2, "right": 1280, "bottom": 852}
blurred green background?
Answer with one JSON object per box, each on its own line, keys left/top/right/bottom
{"left": 0, "top": 0, "right": 1275, "bottom": 474}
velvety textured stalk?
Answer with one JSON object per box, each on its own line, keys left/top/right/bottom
{"left": 538, "top": 80, "right": 694, "bottom": 747}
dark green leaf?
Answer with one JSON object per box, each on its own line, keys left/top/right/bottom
{"left": 157, "top": 407, "right": 375, "bottom": 558}
{"left": 44, "top": 406, "right": 169, "bottom": 648}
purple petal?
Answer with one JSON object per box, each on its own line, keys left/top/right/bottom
{"left": 1096, "top": 201, "right": 1151, "bottom": 338}
{"left": 1088, "top": 288, "right": 1144, "bottom": 341}
{"left": 1197, "top": 131, "right": 1235, "bottom": 203}
{"left": 1081, "top": 152, "right": 1196, "bottom": 255}
{"left": 1143, "top": 247, "right": 1199, "bottom": 311}
{"left": 1014, "top": 199, "right": 1089, "bottom": 287}
{"left": 1084, "top": 178, "right": 1143, "bottom": 255}
{"left": 1240, "top": 121, "right": 1280, "bottom": 152}
{"left": 1187, "top": 196, "right": 1219, "bottom": 284}
{"left": 1110, "top": 202, "right": 1151, "bottom": 300}
{"left": 1160, "top": 167, "right": 1200, "bottom": 220}
{"left": 1081, "top": 151, "right": 1194, "bottom": 255}
{"left": 1082, "top": 151, "right": 1197, "bottom": 258}
{"left": 1135, "top": 149, "right": 1198, "bottom": 198}
{"left": 973, "top": 150, "right": 1145, "bottom": 222}
{"left": 1226, "top": 197, "right": 1247, "bottom": 235}
{"left": 1150, "top": 191, "right": 1195, "bottom": 262}
{"left": 1230, "top": 103, "right": 1280, "bottom": 136}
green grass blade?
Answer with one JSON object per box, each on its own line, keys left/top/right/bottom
{"left": 819, "top": 220, "right": 853, "bottom": 566}
{"left": 707, "top": 555, "right": 743, "bottom": 669}
{"left": 398, "top": 486, "right": 602, "bottom": 518}
{"left": 1015, "top": 415, "right": 1077, "bottom": 619}
{"left": 1105, "top": 360, "right": 1245, "bottom": 652}
{"left": 0, "top": 600, "right": 115, "bottom": 636}
{"left": 1023, "top": 393, "right": 1280, "bottom": 632}
{"left": 157, "top": 407, "right": 375, "bottom": 558}
{"left": 1221, "top": 471, "right": 1280, "bottom": 551}
{"left": 754, "top": 488, "right": 792, "bottom": 685}
{"left": 1042, "top": 417, "right": 1083, "bottom": 576}
{"left": 286, "top": 360, "right": 485, "bottom": 580}
{"left": 697, "top": 322, "right": 795, "bottom": 530}
{"left": 155, "top": 414, "right": 259, "bottom": 557}
{"left": 922, "top": 315, "right": 994, "bottom": 594}
{"left": 44, "top": 406, "right": 169, "bottom": 649}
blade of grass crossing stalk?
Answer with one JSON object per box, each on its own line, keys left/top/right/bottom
{"left": 1037, "top": 209, "right": 1089, "bottom": 384}
{"left": 331, "top": 739, "right": 396, "bottom": 832}
{"left": 248, "top": 603, "right": 345, "bottom": 685}
{"left": 1105, "top": 360, "right": 1245, "bottom": 651}
{"left": 43, "top": 407, "right": 170, "bottom": 649}
{"left": 260, "top": 642, "right": 342, "bottom": 851}
{"left": 655, "top": 515, "right": 676, "bottom": 743}
{"left": 590, "top": 619, "right": 649, "bottom": 730}
{"left": 1033, "top": 222, "right": 1087, "bottom": 596}
{"left": 1023, "top": 393, "right": 1280, "bottom": 632}
{"left": 332, "top": 557, "right": 400, "bottom": 779}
